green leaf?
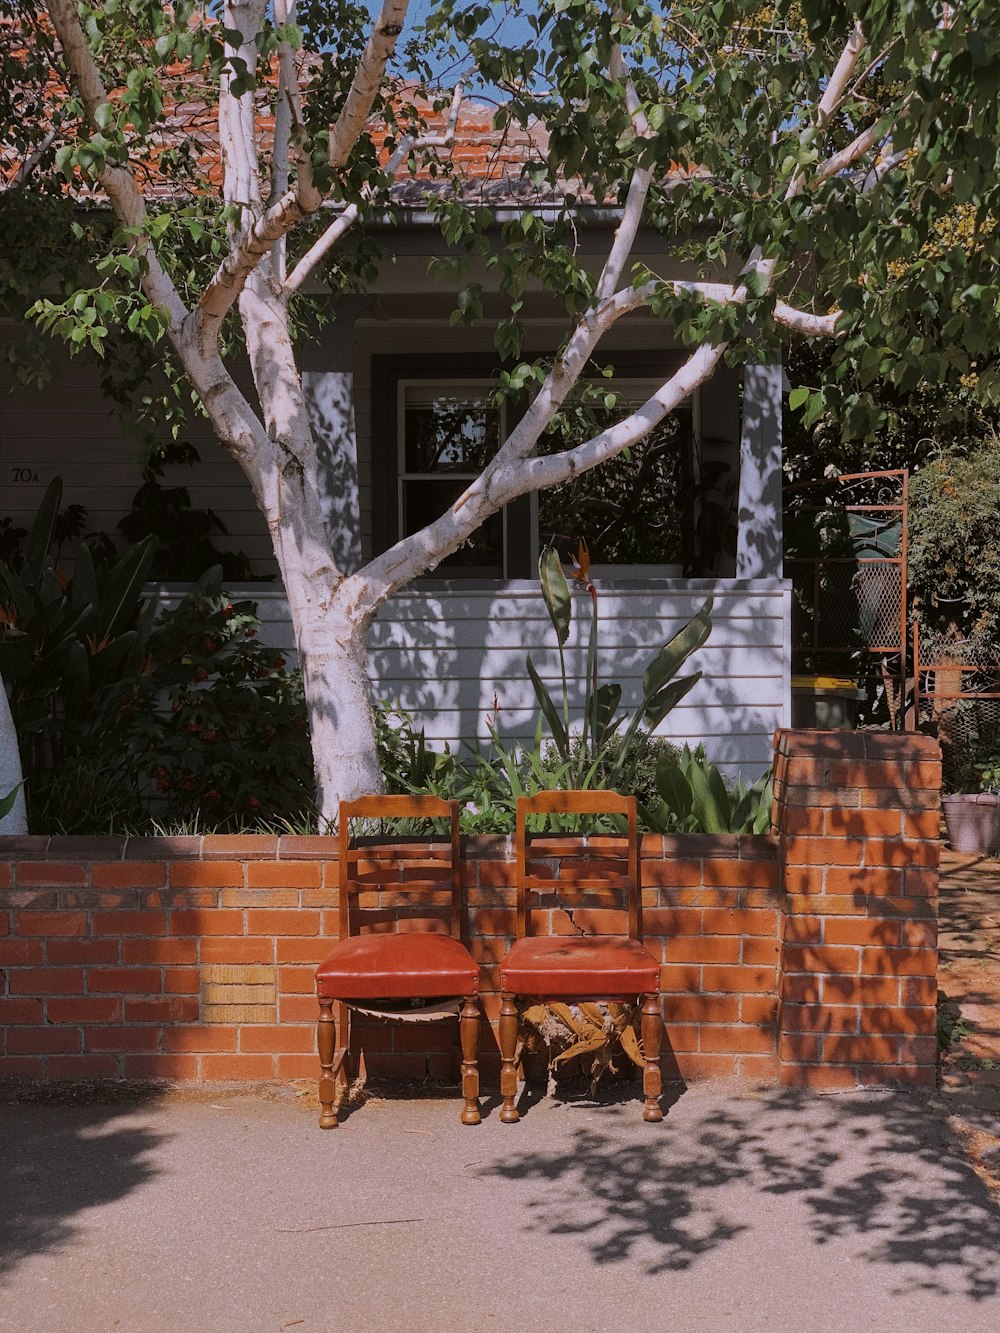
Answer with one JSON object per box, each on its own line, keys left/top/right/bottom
{"left": 788, "top": 385, "right": 811, "bottom": 411}
{"left": 687, "top": 755, "right": 730, "bottom": 834}
{"left": 24, "top": 477, "right": 61, "bottom": 581}
{"left": 641, "top": 597, "right": 713, "bottom": 699}
{"left": 0, "top": 782, "right": 24, "bottom": 820}
{"left": 655, "top": 757, "right": 693, "bottom": 822}
{"left": 590, "top": 682, "right": 622, "bottom": 748}
{"left": 643, "top": 671, "right": 702, "bottom": 731}
{"left": 538, "top": 546, "right": 571, "bottom": 647}
{"left": 94, "top": 535, "right": 156, "bottom": 644}
{"left": 526, "top": 654, "right": 569, "bottom": 760}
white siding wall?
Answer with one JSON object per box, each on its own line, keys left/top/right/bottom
{"left": 156, "top": 578, "right": 791, "bottom": 780}
{"left": 0, "top": 324, "right": 277, "bottom": 575}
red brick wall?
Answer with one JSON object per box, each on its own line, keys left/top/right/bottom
{"left": 0, "top": 832, "right": 781, "bottom": 1083}
{"left": 0, "top": 730, "right": 941, "bottom": 1088}
{"left": 772, "top": 729, "right": 942, "bottom": 1089}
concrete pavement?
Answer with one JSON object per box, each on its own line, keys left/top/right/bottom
{"left": 2, "top": 1078, "right": 1000, "bottom": 1332}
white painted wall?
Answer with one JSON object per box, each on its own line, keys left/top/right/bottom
{"left": 154, "top": 578, "right": 791, "bottom": 779}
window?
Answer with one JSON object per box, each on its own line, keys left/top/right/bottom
{"left": 372, "top": 354, "right": 701, "bottom": 578}
{"left": 537, "top": 380, "right": 694, "bottom": 571}
{"left": 398, "top": 381, "right": 511, "bottom": 576}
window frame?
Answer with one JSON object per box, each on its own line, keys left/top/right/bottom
{"left": 371, "top": 351, "right": 701, "bottom": 579}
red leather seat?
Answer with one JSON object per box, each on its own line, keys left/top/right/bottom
{"left": 501, "top": 935, "right": 659, "bottom": 999}
{"left": 316, "top": 932, "right": 479, "bottom": 1000}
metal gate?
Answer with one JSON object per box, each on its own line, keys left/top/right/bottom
{"left": 783, "top": 470, "right": 908, "bottom": 728}
{"left": 913, "top": 623, "right": 1000, "bottom": 785}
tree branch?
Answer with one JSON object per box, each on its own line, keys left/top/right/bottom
{"left": 284, "top": 81, "right": 464, "bottom": 295}
{"left": 12, "top": 129, "right": 57, "bottom": 186}
{"left": 594, "top": 32, "right": 654, "bottom": 302}
{"left": 327, "top": 0, "right": 411, "bottom": 170}
{"left": 344, "top": 21, "right": 869, "bottom": 619}
{"left": 44, "top": 0, "right": 188, "bottom": 332}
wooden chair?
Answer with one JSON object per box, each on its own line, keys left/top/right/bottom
{"left": 314, "top": 795, "right": 481, "bottom": 1129}
{"left": 498, "top": 790, "right": 664, "bottom": 1124}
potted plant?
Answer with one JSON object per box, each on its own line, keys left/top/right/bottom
{"left": 942, "top": 747, "right": 1000, "bottom": 856}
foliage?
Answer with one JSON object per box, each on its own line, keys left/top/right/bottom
{"left": 783, "top": 339, "right": 1000, "bottom": 486}
{"left": 110, "top": 570, "right": 313, "bottom": 830}
{"left": 937, "top": 1001, "right": 971, "bottom": 1052}
{"left": 529, "top": 543, "right": 712, "bottom": 788}
{"left": 0, "top": 477, "right": 159, "bottom": 805}
{"left": 908, "top": 438, "right": 1000, "bottom": 667}
{"left": 0, "top": 479, "right": 312, "bottom": 831}
{"left": 644, "top": 744, "right": 773, "bottom": 835}
{"left": 945, "top": 726, "right": 1000, "bottom": 796}
{"left": 6, "top": 0, "right": 1000, "bottom": 806}
{"left": 116, "top": 441, "right": 256, "bottom": 581}
{"left": 0, "top": 782, "right": 23, "bottom": 820}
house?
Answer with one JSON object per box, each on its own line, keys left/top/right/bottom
{"left": 1, "top": 101, "right": 789, "bottom": 780}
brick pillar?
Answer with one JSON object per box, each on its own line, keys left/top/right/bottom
{"left": 772, "top": 730, "right": 941, "bottom": 1089}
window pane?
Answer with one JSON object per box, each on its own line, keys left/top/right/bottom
{"left": 403, "top": 480, "right": 504, "bottom": 573}
{"left": 404, "top": 393, "right": 501, "bottom": 475}
{"left": 538, "top": 409, "right": 689, "bottom": 565}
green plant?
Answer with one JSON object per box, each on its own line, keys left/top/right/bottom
{"left": 644, "top": 744, "right": 773, "bottom": 835}
{"left": 937, "top": 1002, "right": 971, "bottom": 1051}
{"left": 0, "top": 477, "right": 158, "bottom": 823}
{"left": 0, "top": 782, "right": 23, "bottom": 820}
{"left": 909, "top": 438, "right": 1000, "bottom": 668}
{"left": 528, "top": 543, "right": 712, "bottom": 790}
{"left": 117, "top": 441, "right": 256, "bottom": 582}
{"left": 976, "top": 753, "right": 1000, "bottom": 794}
{"left": 108, "top": 568, "right": 314, "bottom": 832}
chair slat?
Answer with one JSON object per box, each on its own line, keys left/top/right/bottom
{"left": 517, "top": 790, "right": 634, "bottom": 816}
{"left": 515, "top": 790, "right": 641, "bottom": 942}
{"left": 341, "top": 794, "right": 454, "bottom": 820}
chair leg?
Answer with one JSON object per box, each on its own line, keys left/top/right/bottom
{"left": 641, "top": 993, "right": 664, "bottom": 1123}
{"left": 318, "top": 999, "right": 339, "bottom": 1129}
{"left": 459, "top": 997, "right": 482, "bottom": 1126}
{"left": 499, "top": 991, "right": 521, "bottom": 1124}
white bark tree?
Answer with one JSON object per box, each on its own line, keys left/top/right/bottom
{"left": 14, "top": 0, "right": 996, "bottom": 820}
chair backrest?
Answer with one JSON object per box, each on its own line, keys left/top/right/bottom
{"left": 338, "top": 795, "right": 462, "bottom": 940}
{"left": 514, "top": 790, "right": 640, "bottom": 941}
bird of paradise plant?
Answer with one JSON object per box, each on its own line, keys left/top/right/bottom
{"left": 527, "top": 542, "right": 713, "bottom": 790}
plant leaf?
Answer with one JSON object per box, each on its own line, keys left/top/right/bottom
{"left": 0, "top": 781, "right": 24, "bottom": 820}
{"left": 655, "top": 757, "right": 693, "bottom": 821}
{"left": 526, "top": 654, "right": 569, "bottom": 759}
{"left": 643, "top": 671, "right": 702, "bottom": 731}
{"left": 641, "top": 597, "right": 713, "bottom": 699}
{"left": 538, "top": 546, "right": 571, "bottom": 647}
{"left": 24, "top": 477, "right": 62, "bottom": 581}
{"left": 591, "top": 682, "right": 622, "bottom": 749}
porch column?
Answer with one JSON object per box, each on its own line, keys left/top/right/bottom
{"left": 301, "top": 295, "right": 370, "bottom": 575}
{"left": 736, "top": 361, "right": 783, "bottom": 580}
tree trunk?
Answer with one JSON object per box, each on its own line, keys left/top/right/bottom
{"left": 295, "top": 607, "right": 384, "bottom": 823}
{"left": 0, "top": 678, "right": 27, "bottom": 835}
{"left": 304, "top": 629, "right": 384, "bottom": 822}
{"left": 269, "top": 490, "right": 384, "bottom": 821}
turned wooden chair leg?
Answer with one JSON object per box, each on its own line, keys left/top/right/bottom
{"left": 318, "top": 999, "right": 339, "bottom": 1129}
{"left": 641, "top": 992, "right": 664, "bottom": 1123}
{"left": 499, "top": 991, "right": 521, "bottom": 1123}
{"left": 459, "top": 996, "right": 482, "bottom": 1125}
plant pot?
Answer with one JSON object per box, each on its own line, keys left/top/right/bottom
{"left": 942, "top": 793, "right": 1000, "bottom": 855}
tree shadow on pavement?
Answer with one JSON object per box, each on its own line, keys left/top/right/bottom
{"left": 480, "top": 1087, "right": 1000, "bottom": 1300}
{"left": 0, "top": 1086, "right": 165, "bottom": 1280}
